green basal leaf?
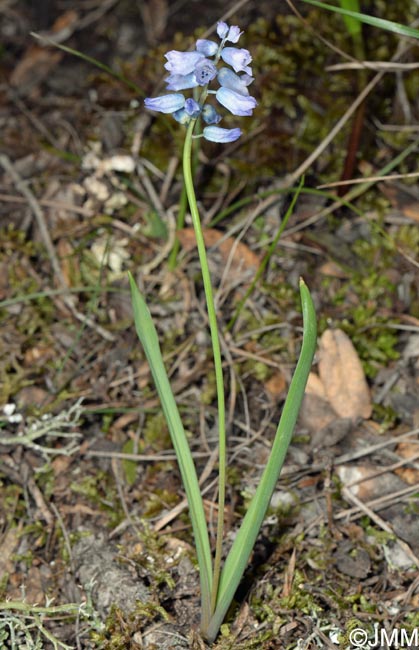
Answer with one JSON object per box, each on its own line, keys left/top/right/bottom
{"left": 204, "top": 279, "right": 317, "bottom": 642}
{"left": 338, "top": 0, "right": 362, "bottom": 40}
{"left": 128, "top": 272, "right": 213, "bottom": 629}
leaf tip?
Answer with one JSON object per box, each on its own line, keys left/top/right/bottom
{"left": 127, "top": 270, "right": 136, "bottom": 288}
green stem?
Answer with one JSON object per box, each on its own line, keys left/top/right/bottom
{"left": 168, "top": 131, "right": 201, "bottom": 270}
{"left": 183, "top": 120, "right": 226, "bottom": 617}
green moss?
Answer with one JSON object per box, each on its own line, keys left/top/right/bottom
{"left": 200, "top": 368, "right": 217, "bottom": 405}
{"left": 226, "top": 465, "right": 243, "bottom": 489}
{"left": 363, "top": 522, "right": 395, "bottom": 545}
{"left": 70, "top": 471, "right": 123, "bottom": 526}
{"left": 406, "top": 612, "right": 419, "bottom": 628}
{"left": 143, "top": 412, "right": 170, "bottom": 450}
{"left": 254, "top": 569, "right": 324, "bottom": 617}
{"left": 243, "top": 359, "right": 270, "bottom": 382}
{"left": 372, "top": 403, "right": 398, "bottom": 429}
{"left": 121, "top": 438, "right": 138, "bottom": 486}
{"left": 338, "top": 618, "right": 371, "bottom": 646}
{"left": 33, "top": 462, "right": 55, "bottom": 500}
{"left": 0, "top": 226, "right": 38, "bottom": 259}
{"left": 323, "top": 220, "right": 403, "bottom": 378}
{"left": 101, "top": 413, "right": 114, "bottom": 434}
{"left": 243, "top": 12, "right": 356, "bottom": 180}
{"left": 143, "top": 488, "right": 179, "bottom": 518}
{"left": 90, "top": 601, "right": 169, "bottom": 650}
{"left": 0, "top": 483, "right": 25, "bottom": 526}
{"left": 404, "top": 500, "right": 419, "bottom": 516}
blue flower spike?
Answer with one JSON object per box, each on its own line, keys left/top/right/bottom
{"left": 144, "top": 20, "right": 256, "bottom": 143}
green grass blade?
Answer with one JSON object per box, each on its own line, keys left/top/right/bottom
{"left": 339, "top": 0, "right": 362, "bottom": 40}
{"left": 205, "top": 279, "right": 317, "bottom": 642}
{"left": 300, "top": 0, "right": 419, "bottom": 40}
{"left": 128, "top": 272, "right": 213, "bottom": 628}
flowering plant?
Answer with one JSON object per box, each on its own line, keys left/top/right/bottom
{"left": 130, "top": 20, "right": 317, "bottom": 643}
{"left": 144, "top": 20, "right": 257, "bottom": 143}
